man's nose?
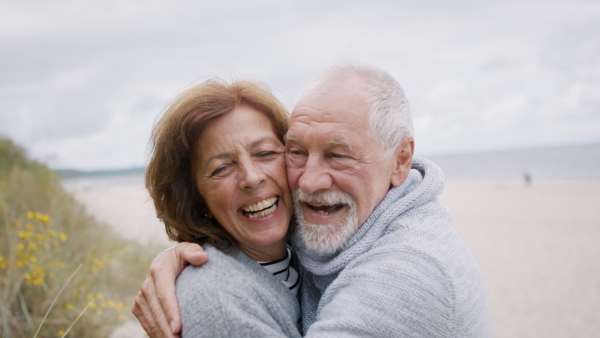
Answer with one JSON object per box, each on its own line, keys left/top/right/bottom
{"left": 239, "top": 160, "right": 265, "bottom": 190}
{"left": 298, "top": 156, "right": 332, "bottom": 194}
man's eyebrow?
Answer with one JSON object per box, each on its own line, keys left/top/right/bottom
{"left": 284, "top": 134, "right": 296, "bottom": 145}
{"left": 284, "top": 135, "right": 353, "bottom": 151}
{"left": 330, "top": 139, "right": 353, "bottom": 150}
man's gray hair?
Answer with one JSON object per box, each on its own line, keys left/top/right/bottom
{"left": 301, "top": 65, "right": 413, "bottom": 158}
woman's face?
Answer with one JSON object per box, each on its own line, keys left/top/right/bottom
{"left": 194, "top": 105, "right": 292, "bottom": 260}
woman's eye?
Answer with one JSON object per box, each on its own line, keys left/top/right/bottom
{"left": 211, "top": 165, "right": 229, "bottom": 176}
{"left": 257, "top": 151, "right": 276, "bottom": 157}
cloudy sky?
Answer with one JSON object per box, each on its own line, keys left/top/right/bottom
{"left": 1, "top": 0, "right": 599, "bottom": 170}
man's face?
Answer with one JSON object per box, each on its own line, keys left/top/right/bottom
{"left": 285, "top": 77, "right": 396, "bottom": 254}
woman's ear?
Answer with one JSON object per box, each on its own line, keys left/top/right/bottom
{"left": 390, "top": 137, "right": 414, "bottom": 187}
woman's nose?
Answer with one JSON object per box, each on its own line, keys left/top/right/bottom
{"left": 238, "top": 160, "right": 266, "bottom": 190}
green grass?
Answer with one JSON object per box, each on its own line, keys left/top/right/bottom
{"left": 0, "top": 138, "right": 159, "bottom": 337}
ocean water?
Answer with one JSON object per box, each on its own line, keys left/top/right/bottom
{"left": 424, "top": 143, "right": 600, "bottom": 182}
{"left": 62, "top": 172, "right": 145, "bottom": 190}
{"left": 62, "top": 143, "right": 600, "bottom": 188}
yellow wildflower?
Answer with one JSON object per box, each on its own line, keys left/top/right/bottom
{"left": 66, "top": 303, "right": 73, "bottom": 310}
{"left": 39, "top": 214, "right": 50, "bottom": 225}
{"left": 59, "top": 233, "right": 67, "bottom": 241}
{"left": 18, "top": 231, "right": 32, "bottom": 240}
{"left": 58, "top": 330, "right": 65, "bottom": 336}
{"left": 48, "top": 229, "right": 57, "bottom": 237}
{"left": 96, "top": 293, "right": 103, "bottom": 300}
{"left": 27, "top": 211, "right": 35, "bottom": 219}
{"left": 29, "top": 256, "right": 38, "bottom": 263}
{"left": 115, "top": 301, "right": 124, "bottom": 309}
{"left": 28, "top": 243, "right": 38, "bottom": 250}
{"left": 87, "top": 293, "right": 94, "bottom": 300}
{"left": 26, "top": 223, "right": 34, "bottom": 231}
{"left": 108, "top": 300, "right": 115, "bottom": 307}
{"left": 17, "top": 243, "right": 25, "bottom": 251}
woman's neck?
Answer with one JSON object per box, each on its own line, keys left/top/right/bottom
{"left": 241, "top": 239, "right": 287, "bottom": 262}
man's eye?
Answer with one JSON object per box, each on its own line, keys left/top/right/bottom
{"left": 331, "top": 153, "right": 345, "bottom": 159}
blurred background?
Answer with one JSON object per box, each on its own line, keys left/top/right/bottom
{"left": 1, "top": 0, "right": 599, "bottom": 337}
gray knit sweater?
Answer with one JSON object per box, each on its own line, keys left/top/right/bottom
{"left": 293, "top": 157, "right": 492, "bottom": 337}
{"left": 176, "top": 245, "right": 302, "bottom": 338}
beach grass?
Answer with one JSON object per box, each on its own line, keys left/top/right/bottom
{"left": 0, "top": 138, "right": 159, "bottom": 337}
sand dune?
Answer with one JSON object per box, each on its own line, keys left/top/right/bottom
{"left": 69, "top": 180, "right": 600, "bottom": 337}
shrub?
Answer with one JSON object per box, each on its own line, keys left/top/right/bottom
{"left": 0, "top": 138, "right": 158, "bottom": 337}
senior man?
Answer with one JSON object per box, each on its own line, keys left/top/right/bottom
{"left": 133, "top": 65, "right": 492, "bottom": 337}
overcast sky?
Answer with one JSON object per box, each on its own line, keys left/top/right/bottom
{"left": 1, "top": 0, "right": 599, "bottom": 170}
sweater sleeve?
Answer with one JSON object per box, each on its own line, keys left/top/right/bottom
{"left": 305, "top": 246, "right": 455, "bottom": 337}
{"left": 176, "top": 259, "right": 301, "bottom": 338}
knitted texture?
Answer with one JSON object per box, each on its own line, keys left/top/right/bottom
{"left": 293, "top": 157, "right": 492, "bottom": 337}
{"left": 176, "top": 245, "right": 301, "bottom": 337}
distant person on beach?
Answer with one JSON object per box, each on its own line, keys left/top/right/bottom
{"left": 133, "top": 79, "right": 301, "bottom": 337}
{"left": 133, "top": 65, "right": 492, "bottom": 337}
{"left": 524, "top": 171, "right": 532, "bottom": 184}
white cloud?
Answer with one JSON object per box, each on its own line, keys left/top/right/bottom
{"left": 1, "top": 0, "right": 599, "bottom": 169}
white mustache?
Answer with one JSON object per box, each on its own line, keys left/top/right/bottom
{"left": 293, "top": 189, "right": 355, "bottom": 207}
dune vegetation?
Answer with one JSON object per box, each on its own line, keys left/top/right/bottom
{"left": 0, "top": 138, "right": 158, "bottom": 337}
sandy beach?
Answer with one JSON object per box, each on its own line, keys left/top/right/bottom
{"left": 69, "top": 180, "right": 600, "bottom": 337}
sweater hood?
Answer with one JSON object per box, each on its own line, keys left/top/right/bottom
{"left": 293, "top": 157, "right": 445, "bottom": 277}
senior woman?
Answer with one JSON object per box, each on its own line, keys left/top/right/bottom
{"left": 134, "top": 79, "right": 301, "bottom": 337}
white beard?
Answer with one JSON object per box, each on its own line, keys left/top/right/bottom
{"left": 294, "top": 189, "right": 359, "bottom": 255}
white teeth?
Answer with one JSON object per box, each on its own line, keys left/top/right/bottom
{"left": 246, "top": 203, "right": 277, "bottom": 219}
{"left": 242, "top": 197, "right": 278, "bottom": 218}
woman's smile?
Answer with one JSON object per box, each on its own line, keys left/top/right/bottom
{"left": 241, "top": 196, "right": 279, "bottom": 219}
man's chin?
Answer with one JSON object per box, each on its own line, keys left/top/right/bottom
{"left": 297, "top": 216, "right": 359, "bottom": 256}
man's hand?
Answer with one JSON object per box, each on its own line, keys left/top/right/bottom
{"left": 132, "top": 242, "right": 208, "bottom": 337}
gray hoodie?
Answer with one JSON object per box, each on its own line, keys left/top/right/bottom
{"left": 294, "top": 157, "right": 492, "bottom": 337}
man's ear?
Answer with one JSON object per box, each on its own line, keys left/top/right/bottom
{"left": 390, "top": 137, "right": 414, "bottom": 187}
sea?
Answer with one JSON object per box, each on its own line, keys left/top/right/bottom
{"left": 61, "top": 143, "right": 600, "bottom": 188}
{"left": 423, "top": 143, "right": 600, "bottom": 182}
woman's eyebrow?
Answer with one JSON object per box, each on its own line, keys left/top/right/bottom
{"left": 206, "top": 137, "right": 278, "bottom": 164}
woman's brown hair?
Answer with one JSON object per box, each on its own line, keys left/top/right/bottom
{"left": 146, "top": 79, "right": 289, "bottom": 250}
